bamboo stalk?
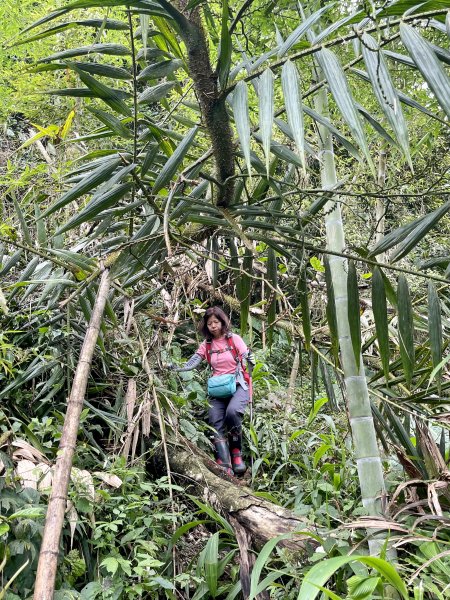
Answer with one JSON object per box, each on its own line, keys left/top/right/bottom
{"left": 314, "top": 84, "right": 389, "bottom": 557}
{"left": 33, "top": 269, "right": 111, "bottom": 600}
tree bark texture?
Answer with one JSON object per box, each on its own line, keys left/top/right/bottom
{"left": 166, "top": 440, "right": 318, "bottom": 553}
{"left": 157, "top": 0, "right": 235, "bottom": 207}
{"left": 34, "top": 270, "right": 111, "bottom": 600}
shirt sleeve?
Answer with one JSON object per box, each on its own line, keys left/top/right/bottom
{"left": 232, "top": 334, "right": 248, "bottom": 355}
{"left": 196, "top": 340, "right": 208, "bottom": 359}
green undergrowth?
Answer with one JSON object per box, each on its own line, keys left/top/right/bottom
{"left": 2, "top": 345, "right": 449, "bottom": 599}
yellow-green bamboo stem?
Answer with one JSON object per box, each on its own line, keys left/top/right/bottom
{"left": 314, "top": 85, "right": 388, "bottom": 556}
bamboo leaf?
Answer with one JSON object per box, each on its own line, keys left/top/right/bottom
{"left": 67, "top": 62, "right": 131, "bottom": 80}
{"left": 428, "top": 282, "right": 442, "bottom": 395}
{"left": 140, "top": 13, "right": 149, "bottom": 52}
{"left": 301, "top": 107, "right": 362, "bottom": 162}
{"left": 372, "top": 267, "right": 390, "bottom": 381}
{"left": 217, "top": 0, "right": 231, "bottom": 90}
{"left": 232, "top": 81, "right": 252, "bottom": 183}
{"left": 258, "top": 68, "right": 274, "bottom": 177}
{"left": 138, "top": 81, "right": 177, "bottom": 104}
{"left": 12, "top": 196, "right": 32, "bottom": 246}
{"left": 347, "top": 261, "right": 361, "bottom": 368}
{"left": 137, "top": 59, "right": 183, "bottom": 80}
{"left": 266, "top": 247, "right": 277, "bottom": 347}
{"left": 40, "top": 157, "right": 121, "bottom": 219}
{"left": 299, "top": 268, "right": 311, "bottom": 351}
{"left": 361, "top": 33, "right": 412, "bottom": 169}
{"left": 317, "top": 48, "right": 375, "bottom": 175}
{"left": 352, "top": 66, "right": 447, "bottom": 125}
{"left": 278, "top": 4, "right": 334, "bottom": 57}
{"left": 391, "top": 199, "right": 450, "bottom": 262}
{"left": 38, "top": 43, "right": 130, "bottom": 63}
{"left": 397, "top": 275, "right": 415, "bottom": 389}
{"left": 152, "top": 126, "right": 198, "bottom": 193}
{"left": 74, "top": 67, "right": 131, "bottom": 116}
{"left": 87, "top": 107, "right": 132, "bottom": 138}
{"left": 34, "top": 203, "right": 47, "bottom": 246}
{"left": 14, "top": 19, "right": 128, "bottom": 46}
{"left": 324, "top": 257, "right": 339, "bottom": 365}
{"left": 369, "top": 211, "right": 429, "bottom": 258}
{"left": 55, "top": 182, "right": 133, "bottom": 235}
{"left": 400, "top": 23, "right": 450, "bottom": 119}
{"left": 281, "top": 60, "right": 306, "bottom": 173}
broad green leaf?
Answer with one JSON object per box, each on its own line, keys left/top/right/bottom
{"left": 347, "top": 261, "right": 361, "bottom": 368}
{"left": 74, "top": 67, "right": 131, "bottom": 116}
{"left": 428, "top": 282, "right": 442, "bottom": 394}
{"left": 55, "top": 182, "right": 133, "bottom": 235}
{"left": 87, "top": 107, "right": 132, "bottom": 138}
{"left": 232, "top": 81, "right": 252, "bottom": 183}
{"left": 204, "top": 532, "right": 219, "bottom": 598}
{"left": 317, "top": 48, "right": 375, "bottom": 175}
{"left": 266, "top": 247, "right": 277, "bottom": 347}
{"left": 138, "top": 81, "right": 177, "bottom": 104}
{"left": 217, "top": 0, "right": 231, "bottom": 90}
{"left": 397, "top": 275, "right": 415, "bottom": 389}
{"left": 391, "top": 199, "right": 450, "bottom": 262}
{"left": 38, "top": 43, "right": 130, "bottom": 63}
{"left": 297, "top": 555, "right": 408, "bottom": 600}
{"left": 40, "top": 157, "right": 121, "bottom": 219}
{"left": 372, "top": 267, "right": 389, "bottom": 381}
{"left": 299, "top": 268, "right": 311, "bottom": 350}
{"left": 281, "top": 60, "right": 306, "bottom": 172}
{"left": 277, "top": 4, "right": 333, "bottom": 57}
{"left": 361, "top": 33, "right": 412, "bottom": 169}
{"left": 152, "top": 126, "right": 198, "bottom": 193}
{"left": 248, "top": 533, "right": 295, "bottom": 600}
{"left": 258, "top": 68, "right": 274, "bottom": 177}
{"left": 137, "top": 59, "right": 183, "bottom": 80}
{"left": 324, "top": 257, "right": 339, "bottom": 364}
{"left": 400, "top": 23, "right": 450, "bottom": 119}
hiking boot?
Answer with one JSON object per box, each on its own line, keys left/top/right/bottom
{"left": 228, "top": 430, "right": 247, "bottom": 476}
{"left": 213, "top": 437, "right": 233, "bottom": 475}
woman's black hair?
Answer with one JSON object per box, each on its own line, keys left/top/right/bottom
{"left": 200, "top": 306, "right": 231, "bottom": 339}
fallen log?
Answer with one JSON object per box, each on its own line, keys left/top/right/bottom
{"left": 165, "top": 439, "right": 319, "bottom": 553}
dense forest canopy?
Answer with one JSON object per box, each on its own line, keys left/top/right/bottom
{"left": 1, "top": 0, "right": 450, "bottom": 598}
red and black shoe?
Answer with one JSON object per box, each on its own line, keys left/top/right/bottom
{"left": 229, "top": 430, "right": 247, "bottom": 476}
{"left": 213, "top": 437, "right": 233, "bottom": 476}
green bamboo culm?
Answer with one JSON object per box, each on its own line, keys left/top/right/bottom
{"left": 314, "top": 79, "right": 389, "bottom": 557}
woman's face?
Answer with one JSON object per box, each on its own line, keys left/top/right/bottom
{"left": 207, "top": 315, "right": 223, "bottom": 338}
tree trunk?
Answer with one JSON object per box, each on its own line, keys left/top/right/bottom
{"left": 166, "top": 440, "right": 318, "bottom": 554}
{"left": 34, "top": 270, "right": 111, "bottom": 600}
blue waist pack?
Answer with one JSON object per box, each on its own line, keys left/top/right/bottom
{"left": 207, "top": 374, "right": 236, "bottom": 398}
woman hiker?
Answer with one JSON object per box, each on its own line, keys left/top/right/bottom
{"left": 172, "top": 306, "right": 255, "bottom": 476}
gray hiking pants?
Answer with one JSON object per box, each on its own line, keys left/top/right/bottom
{"left": 208, "top": 384, "right": 250, "bottom": 437}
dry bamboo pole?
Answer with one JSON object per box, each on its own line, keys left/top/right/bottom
{"left": 34, "top": 269, "right": 111, "bottom": 600}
